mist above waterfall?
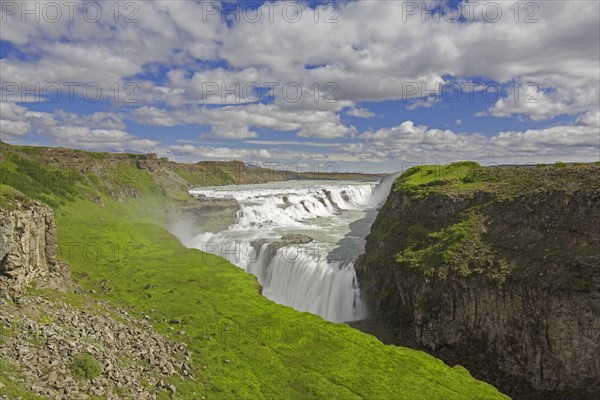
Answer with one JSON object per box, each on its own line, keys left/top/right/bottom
{"left": 172, "top": 176, "right": 397, "bottom": 323}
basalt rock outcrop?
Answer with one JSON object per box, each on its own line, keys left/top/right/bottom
{"left": 248, "top": 234, "right": 315, "bottom": 271}
{"left": 0, "top": 189, "right": 195, "bottom": 399}
{"left": 0, "top": 193, "right": 71, "bottom": 299}
{"left": 356, "top": 164, "right": 600, "bottom": 399}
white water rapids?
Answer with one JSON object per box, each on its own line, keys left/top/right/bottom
{"left": 178, "top": 175, "right": 396, "bottom": 323}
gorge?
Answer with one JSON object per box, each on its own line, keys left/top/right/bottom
{"left": 2, "top": 143, "right": 598, "bottom": 399}
{"left": 168, "top": 161, "right": 600, "bottom": 399}
{"left": 0, "top": 142, "right": 508, "bottom": 399}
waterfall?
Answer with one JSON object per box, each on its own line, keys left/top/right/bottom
{"left": 190, "top": 184, "right": 376, "bottom": 228}
{"left": 183, "top": 177, "right": 396, "bottom": 323}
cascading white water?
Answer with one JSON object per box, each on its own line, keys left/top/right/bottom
{"left": 190, "top": 184, "right": 375, "bottom": 229}
{"left": 182, "top": 179, "right": 395, "bottom": 323}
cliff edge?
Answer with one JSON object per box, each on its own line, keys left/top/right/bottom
{"left": 356, "top": 162, "right": 600, "bottom": 399}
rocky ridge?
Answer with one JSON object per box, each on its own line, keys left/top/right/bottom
{"left": 250, "top": 234, "right": 314, "bottom": 256}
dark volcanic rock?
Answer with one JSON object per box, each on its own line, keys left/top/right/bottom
{"left": 356, "top": 165, "right": 600, "bottom": 399}
{"left": 251, "top": 234, "right": 314, "bottom": 252}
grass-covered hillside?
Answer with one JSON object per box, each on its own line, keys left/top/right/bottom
{"left": 0, "top": 141, "right": 379, "bottom": 206}
{"left": 0, "top": 143, "right": 508, "bottom": 399}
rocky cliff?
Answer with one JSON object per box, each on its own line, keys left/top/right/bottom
{"left": 166, "top": 195, "right": 241, "bottom": 235}
{"left": 0, "top": 186, "right": 71, "bottom": 298}
{"left": 356, "top": 163, "right": 600, "bottom": 399}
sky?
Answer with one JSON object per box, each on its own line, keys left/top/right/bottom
{"left": 0, "top": 0, "right": 599, "bottom": 173}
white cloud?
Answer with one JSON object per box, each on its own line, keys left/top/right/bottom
{"left": 0, "top": 120, "right": 30, "bottom": 138}
{"left": 46, "top": 126, "right": 159, "bottom": 152}
{"left": 576, "top": 110, "right": 600, "bottom": 128}
{"left": 165, "top": 145, "right": 368, "bottom": 164}
{"left": 406, "top": 97, "right": 440, "bottom": 110}
{"left": 244, "top": 140, "right": 342, "bottom": 148}
{"left": 484, "top": 86, "right": 593, "bottom": 121}
{"left": 167, "top": 145, "right": 272, "bottom": 160}
{"left": 209, "top": 123, "right": 258, "bottom": 139}
{"left": 1, "top": 1, "right": 598, "bottom": 166}
{"left": 346, "top": 107, "right": 375, "bottom": 118}
{"left": 0, "top": 102, "right": 31, "bottom": 138}
{"left": 216, "top": 0, "right": 599, "bottom": 117}
{"left": 359, "top": 120, "right": 599, "bottom": 163}
{"left": 0, "top": 102, "right": 157, "bottom": 152}
{"left": 4, "top": 1, "right": 595, "bottom": 117}
{"left": 131, "top": 104, "right": 355, "bottom": 139}
{"left": 52, "top": 110, "right": 127, "bottom": 130}
{"left": 490, "top": 125, "right": 599, "bottom": 149}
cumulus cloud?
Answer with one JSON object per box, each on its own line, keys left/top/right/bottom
{"left": 346, "top": 107, "right": 375, "bottom": 118}
{"left": 4, "top": 1, "right": 596, "bottom": 115}
{"left": 216, "top": 0, "right": 599, "bottom": 116}
{"left": 0, "top": 1, "right": 220, "bottom": 101}
{"left": 167, "top": 145, "right": 272, "bottom": 160}
{"left": 1, "top": 1, "right": 598, "bottom": 166}
{"left": 359, "top": 120, "right": 599, "bottom": 163}
{"left": 244, "top": 140, "right": 343, "bottom": 148}
{"left": 576, "top": 110, "right": 600, "bottom": 128}
{"left": 166, "top": 144, "right": 370, "bottom": 164}
{"left": 131, "top": 104, "right": 354, "bottom": 139}
{"left": 209, "top": 123, "right": 258, "bottom": 140}
{"left": 170, "top": 119, "right": 599, "bottom": 165}
{"left": 0, "top": 102, "right": 31, "bottom": 138}
{"left": 46, "top": 126, "right": 159, "bottom": 152}
{"left": 484, "top": 86, "right": 594, "bottom": 121}
{"left": 489, "top": 126, "right": 599, "bottom": 150}
{"left": 0, "top": 103, "right": 157, "bottom": 152}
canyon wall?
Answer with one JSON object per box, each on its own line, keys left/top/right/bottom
{"left": 356, "top": 165, "right": 600, "bottom": 398}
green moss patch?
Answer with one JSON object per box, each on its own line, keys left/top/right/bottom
{"left": 70, "top": 354, "right": 102, "bottom": 380}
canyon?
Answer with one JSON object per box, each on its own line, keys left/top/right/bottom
{"left": 355, "top": 163, "right": 600, "bottom": 399}
{"left": 3, "top": 142, "right": 598, "bottom": 399}
{"left": 0, "top": 143, "right": 507, "bottom": 399}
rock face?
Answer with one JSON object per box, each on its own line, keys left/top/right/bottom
{"left": 0, "top": 191, "right": 194, "bottom": 399}
{"left": 167, "top": 196, "right": 240, "bottom": 235}
{"left": 280, "top": 234, "right": 314, "bottom": 246}
{"left": 356, "top": 166, "right": 600, "bottom": 398}
{"left": 250, "top": 234, "right": 314, "bottom": 254}
{"left": 0, "top": 198, "right": 71, "bottom": 298}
